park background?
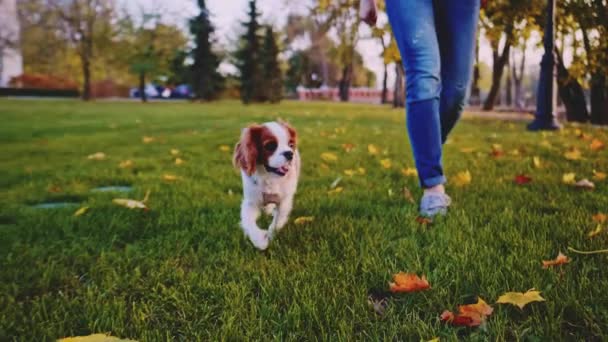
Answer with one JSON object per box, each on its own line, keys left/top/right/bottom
{"left": 1, "top": 0, "right": 608, "bottom": 340}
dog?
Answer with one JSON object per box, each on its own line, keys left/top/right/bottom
{"left": 233, "top": 121, "right": 300, "bottom": 250}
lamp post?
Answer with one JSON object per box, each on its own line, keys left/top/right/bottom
{"left": 527, "top": 0, "right": 561, "bottom": 131}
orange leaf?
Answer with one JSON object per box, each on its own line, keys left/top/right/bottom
{"left": 416, "top": 216, "right": 432, "bottom": 225}
{"left": 592, "top": 213, "right": 607, "bottom": 224}
{"left": 342, "top": 143, "right": 355, "bottom": 152}
{"left": 514, "top": 174, "right": 532, "bottom": 185}
{"left": 542, "top": 252, "right": 570, "bottom": 268}
{"left": 389, "top": 272, "right": 430, "bottom": 293}
{"left": 440, "top": 297, "right": 493, "bottom": 327}
{"left": 590, "top": 139, "right": 605, "bottom": 151}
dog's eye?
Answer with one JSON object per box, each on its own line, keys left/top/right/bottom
{"left": 264, "top": 141, "right": 277, "bottom": 152}
{"left": 288, "top": 141, "right": 295, "bottom": 148}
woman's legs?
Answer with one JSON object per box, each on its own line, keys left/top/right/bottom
{"left": 435, "top": 0, "right": 480, "bottom": 142}
{"left": 385, "top": 0, "right": 445, "bottom": 189}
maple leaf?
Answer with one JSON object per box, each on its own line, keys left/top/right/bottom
{"left": 389, "top": 272, "right": 430, "bottom": 293}
{"left": 592, "top": 213, "right": 607, "bottom": 223}
{"left": 533, "top": 156, "right": 542, "bottom": 169}
{"left": 118, "top": 160, "right": 134, "bottom": 168}
{"left": 73, "top": 206, "right": 89, "bottom": 217}
{"left": 588, "top": 224, "right": 604, "bottom": 238}
{"left": 453, "top": 170, "right": 472, "bottom": 187}
{"left": 170, "top": 148, "right": 180, "bottom": 155}
{"left": 514, "top": 174, "right": 532, "bottom": 185}
{"left": 562, "top": 172, "right": 576, "bottom": 184}
{"left": 87, "top": 152, "right": 106, "bottom": 160}
{"left": 380, "top": 159, "right": 392, "bottom": 169}
{"left": 564, "top": 148, "right": 582, "bottom": 160}
{"left": 321, "top": 152, "right": 338, "bottom": 162}
{"left": 175, "top": 158, "right": 185, "bottom": 165}
{"left": 542, "top": 251, "right": 570, "bottom": 268}
{"left": 368, "top": 144, "right": 379, "bottom": 155}
{"left": 344, "top": 169, "right": 356, "bottom": 176}
{"left": 590, "top": 139, "right": 605, "bottom": 151}
{"left": 142, "top": 136, "right": 155, "bottom": 144}
{"left": 328, "top": 187, "right": 343, "bottom": 195}
{"left": 401, "top": 167, "right": 418, "bottom": 177}
{"left": 440, "top": 297, "right": 493, "bottom": 327}
{"left": 496, "top": 289, "right": 546, "bottom": 309}
{"left": 294, "top": 216, "right": 314, "bottom": 225}
{"left": 574, "top": 179, "right": 595, "bottom": 190}
{"left": 592, "top": 170, "right": 607, "bottom": 181}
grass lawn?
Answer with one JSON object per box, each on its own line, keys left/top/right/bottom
{"left": 1, "top": 99, "right": 607, "bottom": 341}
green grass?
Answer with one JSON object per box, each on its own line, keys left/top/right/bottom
{"left": 1, "top": 99, "right": 607, "bottom": 341}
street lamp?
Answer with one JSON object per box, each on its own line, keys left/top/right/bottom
{"left": 527, "top": 0, "right": 561, "bottom": 131}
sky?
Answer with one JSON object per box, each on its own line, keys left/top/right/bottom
{"left": 121, "top": 0, "right": 550, "bottom": 90}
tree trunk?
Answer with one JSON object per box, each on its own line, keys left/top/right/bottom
{"left": 393, "top": 63, "right": 405, "bottom": 108}
{"left": 139, "top": 72, "right": 147, "bottom": 103}
{"left": 470, "top": 29, "right": 481, "bottom": 106}
{"left": 505, "top": 53, "right": 512, "bottom": 107}
{"left": 381, "top": 62, "right": 388, "bottom": 104}
{"left": 81, "top": 55, "right": 91, "bottom": 101}
{"left": 590, "top": 74, "right": 608, "bottom": 125}
{"left": 555, "top": 48, "right": 588, "bottom": 123}
{"left": 338, "top": 64, "right": 352, "bottom": 102}
{"left": 512, "top": 44, "right": 526, "bottom": 110}
{"left": 483, "top": 29, "right": 512, "bottom": 110}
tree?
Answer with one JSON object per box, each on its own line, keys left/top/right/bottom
{"left": 235, "top": 0, "right": 263, "bottom": 104}
{"left": 50, "top": 0, "right": 115, "bottom": 101}
{"left": 260, "top": 26, "right": 282, "bottom": 103}
{"left": 190, "top": 0, "right": 223, "bottom": 101}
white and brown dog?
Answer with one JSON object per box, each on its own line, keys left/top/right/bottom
{"left": 233, "top": 121, "right": 300, "bottom": 250}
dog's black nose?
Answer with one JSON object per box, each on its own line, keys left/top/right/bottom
{"left": 283, "top": 151, "right": 294, "bottom": 160}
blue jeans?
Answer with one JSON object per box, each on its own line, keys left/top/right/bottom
{"left": 386, "top": 0, "right": 479, "bottom": 188}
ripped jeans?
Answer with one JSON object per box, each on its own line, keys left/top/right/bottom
{"left": 386, "top": 0, "right": 479, "bottom": 188}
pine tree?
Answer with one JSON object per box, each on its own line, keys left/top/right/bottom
{"left": 190, "top": 0, "right": 223, "bottom": 100}
{"left": 260, "top": 26, "right": 283, "bottom": 103}
{"left": 236, "top": 0, "right": 262, "bottom": 104}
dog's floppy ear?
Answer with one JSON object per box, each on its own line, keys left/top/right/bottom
{"left": 233, "top": 125, "right": 262, "bottom": 175}
{"left": 278, "top": 119, "right": 297, "bottom": 146}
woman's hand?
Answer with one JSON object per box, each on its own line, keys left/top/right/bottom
{"left": 359, "top": 0, "right": 378, "bottom": 27}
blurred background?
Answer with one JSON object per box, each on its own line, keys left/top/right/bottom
{"left": 0, "top": 0, "right": 606, "bottom": 124}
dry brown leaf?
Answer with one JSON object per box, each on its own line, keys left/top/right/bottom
{"left": 590, "top": 139, "right": 605, "bottom": 151}
{"left": 542, "top": 252, "right": 570, "bottom": 268}
{"left": 592, "top": 213, "right": 607, "bottom": 223}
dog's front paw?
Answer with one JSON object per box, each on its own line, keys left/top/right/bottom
{"left": 247, "top": 229, "right": 270, "bottom": 250}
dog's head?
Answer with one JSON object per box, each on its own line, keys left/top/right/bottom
{"left": 233, "top": 121, "right": 297, "bottom": 176}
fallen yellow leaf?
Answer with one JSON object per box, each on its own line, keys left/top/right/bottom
{"left": 73, "top": 206, "right": 89, "bottom": 217}
{"left": 588, "top": 224, "right": 604, "bottom": 238}
{"left": 118, "top": 160, "right": 133, "bottom": 168}
{"left": 452, "top": 170, "right": 472, "bottom": 187}
{"left": 541, "top": 140, "right": 553, "bottom": 148}
{"left": 459, "top": 147, "right": 476, "bottom": 153}
{"left": 401, "top": 167, "right": 418, "bottom": 177}
{"left": 533, "top": 156, "right": 541, "bottom": 168}
{"left": 175, "top": 158, "right": 185, "bottom": 165}
{"left": 162, "top": 173, "right": 180, "bottom": 182}
{"left": 170, "top": 148, "right": 180, "bottom": 155}
{"left": 58, "top": 333, "right": 136, "bottom": 342}
{"left": 142, "top": 136, "right": 155, "bottom": 144}
{"left": 321, "top": 152, "right": 338, "bottom": 162}
{"left": 358, "top": 167, "right": 366, "bottom": 175}
{"left": 380, "top": 159, "right": 392, "bottom": 169}
{"left": 564, "top": 148, "right": 582, "bottom": 160}
{"left": 593, "top": 170, "right": 606, "bottom": 181}
{"left": 219, "top": 145, "right": 231, "bottom": 152}
{"left": 368, "top": 144, "right": 379, "bottom": 155}
{"left": 328, "top": 187, "right": 343, "bottom": 195}
{"left": 562, "top": 173, "right": 576, "bottom": 184}
{"left": 294, "top": 216, "right": 314, "bottom": 225}
{"left": 344, "top": 169, "right": 356, "bottom": 176}
{"left": 87, "top": 152, "right": 106, "bottom": 160}
{"left": 497, "top": 289, "right": 546, "bottom": 309}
